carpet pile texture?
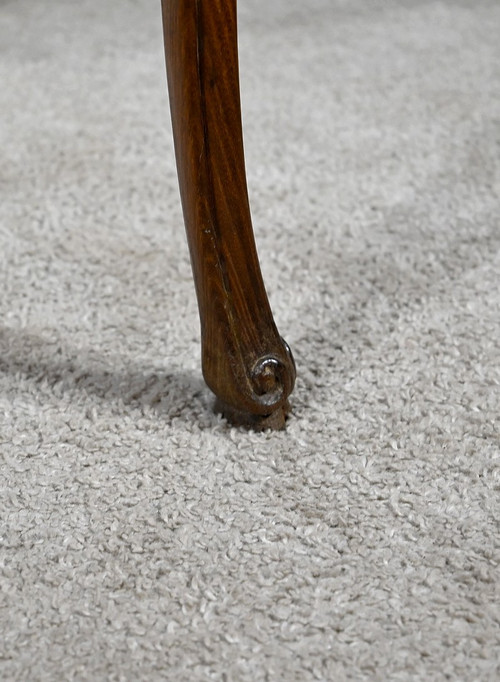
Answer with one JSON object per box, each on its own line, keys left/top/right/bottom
{"left": 1, "top": 0, "right": 499, "bottom": 679}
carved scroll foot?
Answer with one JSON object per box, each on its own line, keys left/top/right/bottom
{"left": 162, "top": 0, "right": 295, "bottom": 428}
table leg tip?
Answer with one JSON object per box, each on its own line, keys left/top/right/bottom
{"left": 214, "top": 398, "right": 291, "bottom": 431}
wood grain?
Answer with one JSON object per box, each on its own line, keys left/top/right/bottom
{"left": 161, "top": 0, "right": 295, "bottom": 428}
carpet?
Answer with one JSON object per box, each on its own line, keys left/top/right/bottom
{"left": 1, "top": 0, "right": 499, "bottom": 679}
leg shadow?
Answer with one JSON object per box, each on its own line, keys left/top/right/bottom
{"left": 0, "top": 326, "right": 215, "bottom": 425}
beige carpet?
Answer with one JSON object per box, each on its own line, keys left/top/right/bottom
{"left": 1, "top": 0, "right": 499, "bottom": 679}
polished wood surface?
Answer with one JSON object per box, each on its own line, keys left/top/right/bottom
{"left": 161, "top": 0, "right": 295, "bottom": 428}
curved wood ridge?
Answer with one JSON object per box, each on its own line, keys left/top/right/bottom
{"left": 162, "top": 0, "right": 295, "bottom": 428}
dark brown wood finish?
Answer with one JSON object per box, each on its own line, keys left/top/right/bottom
{"left": 161, "top": 0, "right": 295, "bottom": 429}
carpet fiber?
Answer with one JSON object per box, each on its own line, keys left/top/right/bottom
{"left": 1, "top": 0, "right": 499, "bottom": 679}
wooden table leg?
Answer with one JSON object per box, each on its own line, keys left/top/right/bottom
{"left": 161, "top": 0, "right": 295, "bottom": 429}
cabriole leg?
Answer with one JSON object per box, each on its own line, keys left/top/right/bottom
{"left": 161, "top": 0, "right": 295, "bottom": 429}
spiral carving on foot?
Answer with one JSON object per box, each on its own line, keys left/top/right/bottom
{"left": 251, "top": 340, "right": 296, "bottom": 411}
